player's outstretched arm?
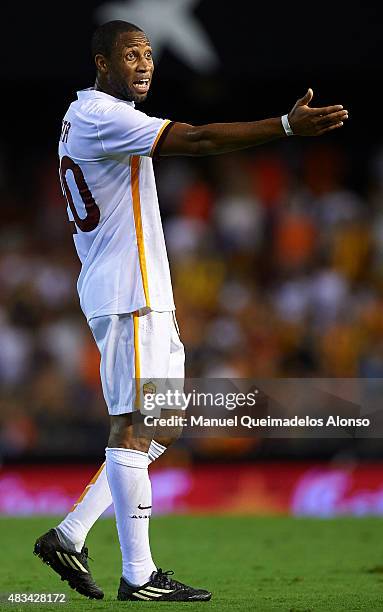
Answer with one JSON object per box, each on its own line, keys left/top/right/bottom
{"left": 158, "top": 88, "right": 348, "bottom": 157}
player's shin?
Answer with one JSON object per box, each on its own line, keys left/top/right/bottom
{"left": 55, "top": 439, "right": 167, "bottom": 552}
{"left": 56, "top": 462, "right": 112, "bottom": 552}
{"left": 106, "top": 447, "right": 156, "bottom": 586}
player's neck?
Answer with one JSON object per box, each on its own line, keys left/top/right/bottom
{"left": 94, "top": 78, "right": 119, "bottom": 100}
{"left": 93, "top": 77, "right": 136, "bottom": 105}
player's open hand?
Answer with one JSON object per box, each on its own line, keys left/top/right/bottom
{"left": 288, "top": 88, "right": 349, "bottom": 136}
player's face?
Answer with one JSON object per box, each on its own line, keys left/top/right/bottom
{"left": 107, "top": 31, "right": 154, "bottom": 103}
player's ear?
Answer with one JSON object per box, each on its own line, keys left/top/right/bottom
{"left": 95, "top": 54, "right": 108, "bottom": 73}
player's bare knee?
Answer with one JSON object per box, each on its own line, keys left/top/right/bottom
{"left": 154, "top": 409, "right": 184, "bottom": 448}
{"left": 108, "top": 414, "right": 151, "bottom": 452}
{"left": 153, "top": 433, "right": 179, "bottom": 448}
{"left": 154, "top": 426, "right": 183, "bottom": 448}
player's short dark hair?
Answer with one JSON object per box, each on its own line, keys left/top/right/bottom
{"left": 91, "top": 20, "right": 144, "bottom": 58}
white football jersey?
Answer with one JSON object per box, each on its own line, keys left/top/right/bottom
{"left": 58, "top": 88, "right": 175, "bottom": 321}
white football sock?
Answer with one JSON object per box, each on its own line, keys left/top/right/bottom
{"left": 148, "top": 440, "right": 167, "bottom": 463}
{"left": 56, "top": 462, "right": 112, "bottom": 552}
{"left": 106, "top": 447, "right": 156, "bottom": 586}
{"left": 56, "top": 440, "right": 167, "bottom": 552}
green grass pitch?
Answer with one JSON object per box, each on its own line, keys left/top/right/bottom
{"left": 1, "top": 516, "right": 383, "bottom": 611}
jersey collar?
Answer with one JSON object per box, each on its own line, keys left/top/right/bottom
{"left": 77, "top": 88, "right": 135, "bottom": 107}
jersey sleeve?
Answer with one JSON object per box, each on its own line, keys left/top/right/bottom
{"left": 98, "top": 104, "right": 172, "bottom": 158}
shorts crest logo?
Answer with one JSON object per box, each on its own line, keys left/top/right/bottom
{"left": 143, "top": 382, "right": 156, "bottom": 396}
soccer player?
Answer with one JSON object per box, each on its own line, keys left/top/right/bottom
{"left": 33, "top": 20, "right": 348, "bottom": 602}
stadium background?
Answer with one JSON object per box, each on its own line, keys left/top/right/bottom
{"left": 1, "top": 0, "right": 383, "bottom": 517}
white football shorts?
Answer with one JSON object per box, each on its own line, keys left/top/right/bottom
{"left": 88, "top": 309, "right": 185, "bottom": 415}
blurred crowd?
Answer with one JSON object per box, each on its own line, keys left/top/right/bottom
{"left": 1, "top": 139, "right": 383, "bottom": 459}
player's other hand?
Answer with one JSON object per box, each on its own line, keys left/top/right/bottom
{"left": 288, "top": 88, "right": 349, "bottom": 136}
